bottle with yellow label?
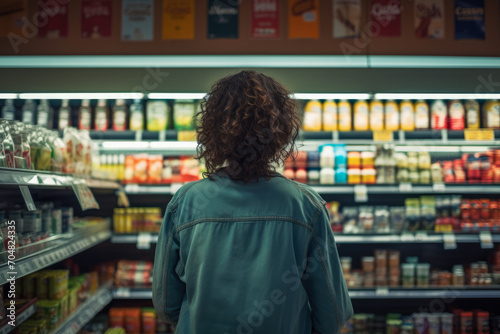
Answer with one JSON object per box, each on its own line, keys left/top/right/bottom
{"left": 369, "top": 99, "right": 384, "bottom": 131}
{"left": 465, "top": 99, "right": 480, "bottom": 129}
{"left": 385, "top": 100, "right": 399, "bottom": 131}
{"left": 483, "top": 99, "right": 500, "bottom": 129}
{"left": 354, "top": 100, "right": 369, "bottom": 131}
{"left": 338, "top": 99, "right": 352, "bottom": 131}
{"left": 400, "top": 100, "right": 415, "bottom": 131}
{"left": 415, "top": 100, "right": 429, "bottom": 130}
{"left": 303, "top": 100, "right": 322, "bottom": 131}
{"left": 323, "top": 100, "right": 337, "bottom": 131}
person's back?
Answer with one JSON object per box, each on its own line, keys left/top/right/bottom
{"left": 153, "top": 71, "right": 353, "bottom": 333}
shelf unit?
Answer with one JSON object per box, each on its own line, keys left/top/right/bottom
{"left": 112, "top": 287, "right": 500, "bottom": 300}
{"left": 0, "top": 221, "right": 111, "bottom": 285}
{"left": 0, "top": 300, "right": 37, "bottom": 334}
{"left": 52, "top": 283, "right": 113, "bottom": 334}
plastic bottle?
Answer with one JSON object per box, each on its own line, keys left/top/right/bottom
{"left": 302, "top": 100, "right": 322, "bottom": 131}
{"left": 36, "top": 99, "right": 53, "bottom": 129}
{"left": 415, "top": 100, "right": 429, "bottom": 130}
{"left": 448, "top": 100, "right": 465, "bottom": 130}
{"left": 129, "top": 99, "right": 144, "bottom": 131}
{"left": 0, "top": 126, "right": 6, "bottom": 167}
{"left": 94, "top": 99, "right": 109, "bottom": 131}
{"left": 369, "top": 99, "right": 384, "bottom": 131}
{"left": 482, "top": 100, "right": 500, "bottom": 129}
{"left": 113, "top": 99, "right": 128, "bottom": 131}
{"left": 1, "top": 99, "right": 16, "bottom": 120}
{"left": 320, "top": 146, "right": 335, "bottom": 168}
{"left": 465, "top": 99, "right": 480, "bottom": 129}
{"left": 400, "top": 100, "right": 415, "bottom": 131}
{"left": 22, "top": 99, "right": 37, "bottom": 124}
{"left": 79, "top": 99, "right": 92, "bottom": 130}
{"left": 384, "top": 100, "right": 399, "bottom": 131}
{"left": 353, "top": 99, "right": 369, "bottom": 131}
{"left": 58, "top": 99, "right": 72, "bottom": 130}
{"left": 431, "top": 100, "right": 448, "bottom": 130}
{"left": 320, "top": 168, "right": 335, "bottom": 184}
{"left": 1, "top": 121, "right": 15, "bottom": 168}
{"left": 147, "top": 101, "right": 169, "bottom": 131}
{"left": 338, "top": 100, "right": 352, "bottom": 131}
{"left": 322, "top": 100, "right": 337, "bottom": 131}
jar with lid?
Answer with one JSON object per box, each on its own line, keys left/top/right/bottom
{"left": 401, "top": 263, "right": 415, "bottom": 287}
{"left": 416, "top": 263, "right": 430, "bottom": 287}
{"left": 340, "top": 257, "right": 352, "bottom": 275}
{"left": 362, "top": 257, "right": 375, "bottom": 272}
{"left": 452, "top": 265, "right": 465, "bottom": 286}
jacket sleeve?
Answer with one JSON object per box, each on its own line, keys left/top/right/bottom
{"left": 302, "top": 204, "right": 353, "bottom": 334}
{"left": 152, "top": 205, "right": 185, "bottom": 325}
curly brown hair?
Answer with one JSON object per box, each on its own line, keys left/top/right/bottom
{"left": 196, "top": 71, "right": 301, "bottom": 183}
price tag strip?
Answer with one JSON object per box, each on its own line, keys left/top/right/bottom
{"left": 464, "top": 129, "right": 494, "bottom": 141}
{"left": 432, "top": 183, "right": 446, "bottom": 192}
{"left": 354, "top": 185, "right": 368, "bottom": 203}
{"left": 72, "top": 180, "right": 99, "bottom": 211}
{"left": 137, "top": 233, "right": 152, "bottom": 250}
{"left": 373, "top": 130, "right": 393, "bottom": 142}
{"left": 375, "top": 287, "right": 389, "bottom": 296}
{"left": 19, "top": 185, "right": 36, "bottom": 211}
{"left": 401, "top": 232, "right": 415, "bottom": 242}
{"left": 399, "top": 183, "right": 412, "bottom": 193}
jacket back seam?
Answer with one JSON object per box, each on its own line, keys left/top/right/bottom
{"left": 169, "top": 179, "right": 208, "bottom": 211}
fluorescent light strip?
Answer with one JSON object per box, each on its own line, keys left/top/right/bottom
{"left": 149, "top": 141, "right": 198, "bottom": 149}
{"left": 0, "top": 94, "right": 17, "bottom": 99}
{"left": 293, "top": 93, "right": 372, "bottom": 100}
{"left": 18, "top": 93, "right": 144, "bottom": 100}
{"left": 148, "top": 93, "right": 206, "bottom": 100}
{"left": 374, "top": 93, "right": 500, "bottom": 100}
{"left": 101, "top": 141, "right": 149, "bottom": 149}
{"left": 461, "top": 146, "right": 493, "bottom": 153}
{"left": 395, "top": 146, "right": 461, "bottom": 152}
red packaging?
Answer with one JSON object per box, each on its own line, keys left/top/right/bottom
{"left": 476, "top": 312, "right": 490, "bottom": 334}
{"left": 147, "top": 155, "right": 163, "bottom": 184}
{"left": 124, "top": 308, "right": 141, "bottom": 334}
{"left": 109, "top": 308, "right": 125, "bottom": 328}
{"left": 133, "top": 154, "right": 148, "bottom": 184}
{"left": 124, "top": 155, "right": 135, "bottom": 184}
{"left": 460, "top": 312, "right": 473, "bottom": 334}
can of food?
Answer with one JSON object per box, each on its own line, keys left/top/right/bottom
{"left": 51, "top": 208, "right": 62, "bottom": 235}
{"left": 61, "top": 207, "right": 73, "bottom": 233}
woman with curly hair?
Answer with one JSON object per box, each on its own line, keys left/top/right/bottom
{"left": 153, "top": 71, "right": 353, "bottom": 334}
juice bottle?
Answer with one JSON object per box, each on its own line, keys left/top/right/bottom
{"left": 173, "top": 100, "right": 196, "bottom": 131}
{"left": 322, "top": 100, "right": 337, "bottom": 131}
{"left": 384, "top": 100, "right": 399, "bottom": 131}
{"left": 465, "top": 99, "right": 480, "bottom": 129}
{"left": 78, "top": 99, "right": 92, "bottom": 130}
{"left": 303, "top": 100, "right": 322, "bottom": 131}
{"left": 36, "top": 99, "right": 53, "bottom": 129}
{"left": 369, "top": 99, "right": 384, "bottom": 131}
{"left": 448, "top": 100, "right": 465, "bottom": 130}
{"left": 400, "top": 100, "right": 415, "bottom": 131}
{"left": 0, "top": 121, "right": 14, "bottom": 168}
{"left": 415, "top": 100, "right": 429, "bottom": 130}
{"left": 1, "top": 99, "right": 16, "bottom": 120}
{"left": 146, "top": 101, "right": 169, "bottom": 131}
{"left": 129, "top": 99, "right": 144, "bottom": 131}
{"left": 353, "top": 100, "right": 369, "bottom": 131}
{"left": 22, "top": 99, "right": 36, "bottom": 124}
{"left": 482, "top": 99, "right": 500, "bottom": 129}
{"left": 113, "top": 99, "right": 128, "bottom": 131}
{"left": 94, "top": 99, "right": 109, "bottom": 131}
{"left": 338, "top": 100, "right": 352, "bottom": 131}
{"left": 58, "top": 99, "right": 72, "bottom": 130}
{"left": 431, "top": 100, "right": 447, "bottom": 130}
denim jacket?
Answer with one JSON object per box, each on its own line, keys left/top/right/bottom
{"left": 153, "top": 173, "right": 353, "bottom": 334}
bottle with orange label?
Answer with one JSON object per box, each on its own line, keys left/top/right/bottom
{"left": 465, "top": 99, "right": 480, "bottom": 129}
{"left": 483, "top": 100, "right": 500, "bottom": 129}
{"left": 384, "top": 100, "right": 399, "bottom": 131}
{"left": 303, "top": 100, "right": 322, "bottom": 131}
{"left": 338, "top": 99, "right": 352, "bottom": 131}
{"left": 353, "top": 99, "right": 369, "bottom": 131}
{"left": 369, "top": 99, "right": 384, "bottom": 131}
{"left": 400, "top": 100, "right": 415, "bottom": 131}
{"left": 415, "top": 100, "right": 429, "bottom": 130}
{"left": 323, "top": 100, "right": 337, "bottom": 131}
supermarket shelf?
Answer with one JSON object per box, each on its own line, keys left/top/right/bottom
{"left": 111, "top": 233, "right": 499, "bottom": 245}
{"left": 123, "top": 183, "right": 500, "bottom": 195}
{"left": 0, "top": 167, "right": 120, "bottom": 190}
{"left": 112, "top": 287, "right": 500, "bottom": 300}
{"left": 0, "top": 300, "right": 37, "bottom": 334}
{"left": 0, "top": 222, "right": 111, "bottom": 285}
{"left": 52, "top": 283, "right": 113, "bottom": 334}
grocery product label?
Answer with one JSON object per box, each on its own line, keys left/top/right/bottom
{"left": 289, "top": 0, "right": 319, "bottom": 39}
{"left": 333, "top": 0, "right": 361, "bottom": 38}
{"left": 354, "top": 184, "right": 368, "bottom": 202}
{"left": 464, "top": 129, "right": 494, "bottom": 141}
{"left": 177, "top": 130, "right": 197, "bottom": 141}
{"left": 479, "top": 231, "right": 493, "bottom": 249}
{"left": 137, "top": 232, "right": 152, "bottom": 250}
{"left": 122, "top": 0, "right": 154, "bottom": 41}
{"left": 162, "top": 0, "right": 195, "bottom": 39}
{"left": 81, "top": 0, "right": 113, "bottom": 38}
{"left": 369, "top": 0, "right": 401, "bottom": 37}
{"left": 454, "top": 0, "right": 485, "bottom": 40}
{"left": 72, "top": 180, "right": 99, "bottom": 211}
{"left": 414, "top": 0, "right": 445, "bottom": 39}
{"left": 38, "top": 2, "right": 69, "bottom": 38}
{"left": 415, "top": 103, "right": 429, "bottom": 129}
{"left": 373, "top": 130, "right": 393, "bottom": 142}
{"left": 207, "top": 0, "right": 239, "bottom": 39}
{"left": 443, "top": 232, "right": 457, "bottom": 249}
{"left": 252, "top": 0, "right": 280, "bottom": 38}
